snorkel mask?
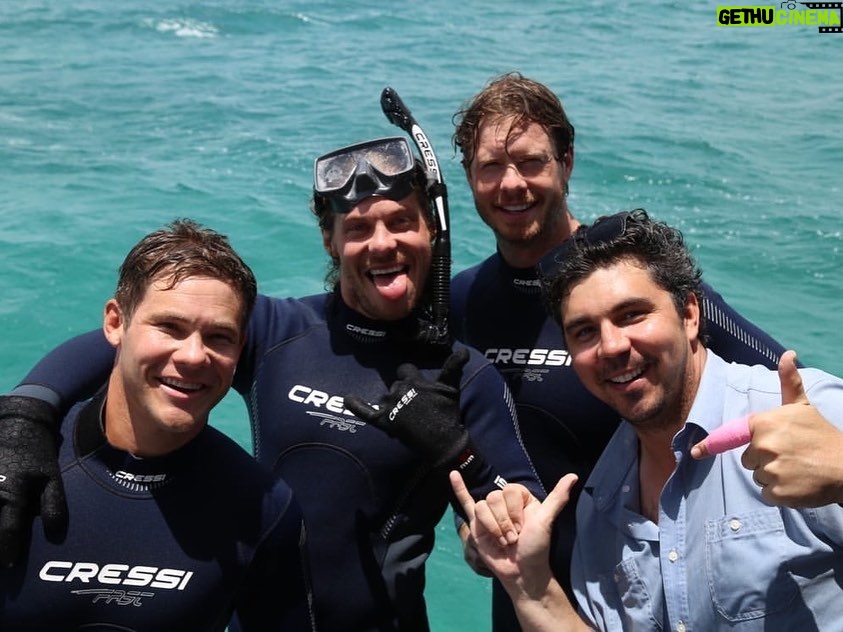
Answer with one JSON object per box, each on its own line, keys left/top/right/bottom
{"left": 311, "top": 88, "right": 452, "bottom": 346}
{"left": 314, "top": 137, "right": 419, "bottom": 214}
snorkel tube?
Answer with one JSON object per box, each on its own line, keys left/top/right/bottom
{"left": 380, "top": 87, "right": 451, "bottom": 346}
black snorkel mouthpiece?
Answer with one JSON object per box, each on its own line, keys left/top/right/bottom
{"left": 380, "top": 87, "right": 452, "bottom": 347}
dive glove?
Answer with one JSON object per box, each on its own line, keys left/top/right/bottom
{"left": 345, "top": 349, "right": 501, "bottom": 490}
{"left": 0, "top": 395, "right": 67, "bottom": 567}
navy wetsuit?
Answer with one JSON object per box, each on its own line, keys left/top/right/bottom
{"left": 450, "top": 251, "right": 791, "bottom": 629}
{"left": 14, "top": 290, "right": 543, "bottom": 632}
{"left": 0, "top": 392, "right": 314, "bottom": 631}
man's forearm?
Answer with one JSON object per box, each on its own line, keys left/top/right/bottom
{"left": 507, "top": 574, "right": 592, "bottom": 632}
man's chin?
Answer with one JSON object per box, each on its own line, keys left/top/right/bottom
{"left": 361, "top": 295, "right": 414, "bottom": 322}
{"left": 494, "top": 227, "right": 543, "bottom": 248}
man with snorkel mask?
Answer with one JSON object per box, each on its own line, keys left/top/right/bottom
{"left": 0, "top": 127, "right": 543, "bottom": 630}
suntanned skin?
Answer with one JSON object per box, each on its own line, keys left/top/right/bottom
{"left": 103, "top": 276, "right": 245, "bottom": 457}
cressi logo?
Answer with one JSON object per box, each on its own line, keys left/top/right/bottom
{"left": 345, "top": 323, "right": 386, "bottom": 338}
{"left": 115, "top": 471, "right": 167, "bottom": 484}
{"left": 717, "top": 3, "right": 843, "bottom": 32}
{"left": 288, "top": 384, "right": 354, "bottom": 416}
{"left": 484, "top": 348, "right": 572, "bottom": 367}
{"left": 289, "top": 384, "right": 372, "bottom": 433}
{"left": 39, "top": 561, "right": 193, "bottom": 590}
{"left": 387, "top": 388, "right": 417, "bottom": 421}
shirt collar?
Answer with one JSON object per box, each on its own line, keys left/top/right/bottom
{"left": 684, "top": 350, "right": 728, "bottom": 435}
{"left": 585, "top": 350, "right": 728, "bottom": 511}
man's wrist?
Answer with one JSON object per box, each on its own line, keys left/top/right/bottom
{"left": 0, "top": 395, "right": 61, "bottom": 430}
{"left": 8, "top": 386, "right": 62, "bottom": 411}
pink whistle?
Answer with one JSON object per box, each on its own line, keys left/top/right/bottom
{"left": 703, "top": 415, "right": 751, "bottom": 455}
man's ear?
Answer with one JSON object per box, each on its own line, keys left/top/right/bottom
{"left": 321, "top": 229, "right": 338, "bottom": 259}
{"left": 560, "top": 146, "right": 574, "bottom": 184}
{"left": 103, "top": 299, "right": 125, "bottom": 348}
{"left": 683, "top": 291, "right": 701, "bottom": 342}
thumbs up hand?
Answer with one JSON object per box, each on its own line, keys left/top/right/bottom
{"left": 693, "top": 351, "right": 843, "bottom": 507}
{"left": 737, "top": 350, "right": 843, "bottom": 507}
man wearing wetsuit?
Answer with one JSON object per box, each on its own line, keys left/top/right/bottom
{"left": 450, "top": 73, "right": 793, "bottom": 629}
{"left": 1, "top": 137, "right": 542, "bottom": 631}
{"left": 0, "top": 220, "right": 314, "bottom": 630}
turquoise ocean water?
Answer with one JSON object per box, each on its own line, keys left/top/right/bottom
{"left": 2, "top": 2, "right": 841, "bottom": 628}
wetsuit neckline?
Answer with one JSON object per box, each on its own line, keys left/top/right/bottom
{"left": 494, "top": 250, "right": 543, "bottom": 295}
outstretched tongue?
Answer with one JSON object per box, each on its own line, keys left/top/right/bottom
{"left": 372, "top": 268, "right": 408, "bottom": 300}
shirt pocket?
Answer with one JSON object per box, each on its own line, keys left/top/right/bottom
{"left": 705, "top": 507, "right": 799, "bottom": 622}
{"left": 597, "top": 557, "right": 664, "bottom": 631}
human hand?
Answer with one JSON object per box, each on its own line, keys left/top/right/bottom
{"left": 690, "top": 415, "right": 751, "bottom": 458}
{"left": 458, "top": 521, "right": 494, "bottom": 577}
{"left": 691, "top": 350, "right": 804, "bottom": 459}
{"left": 345, "top": 349, "right": 472, "bottom": 469}
{"left": 0, "top": 395, "right": 68, "bottom": 567}
{"left": 741, "top": 351, "right": 843, "bottom": 507}
{"left": 692, "top": 351, "right": 843, "bottom": 506}
{"left": 450, "top": 470, "right": 578, "bottom": 596}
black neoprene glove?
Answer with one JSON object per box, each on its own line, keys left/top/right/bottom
{"left": 345, "top": 349, "right": 503, "bottom": 491}
{"left": 0, "top": 395, "right": 68, "bottom": 567}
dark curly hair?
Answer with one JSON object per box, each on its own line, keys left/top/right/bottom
{"left": 539, "top": 210, "right": 705, "bottom": 343}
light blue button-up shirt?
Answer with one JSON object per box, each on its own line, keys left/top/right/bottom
{"left": 571, "top": 351, "right": 843, "bottom": 631}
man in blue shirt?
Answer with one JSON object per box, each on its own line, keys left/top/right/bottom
{"left": 453, "top": 209, "right": 843, "bottom": 631}
{"left": 450, "top": 72, "right": 794, "bottom": 627}
{"left": 0, "top": 219, "right": 315, "bottom": 630}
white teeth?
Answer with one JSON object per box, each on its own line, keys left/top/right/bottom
{"left": 609, "top": 367, "right": 645, "bottom": 384}
{"left": 370, "top": 266, "right": 404, "bottom": 276}
{"left": 502, "top": 204, "right": 530, "bottom": 212}
{"left": 161, "top": 377, "right": 202, "bottom": 391}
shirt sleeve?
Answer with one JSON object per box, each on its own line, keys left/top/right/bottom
{"left": 458, "top": 354, "right": 546, "bottom": 501}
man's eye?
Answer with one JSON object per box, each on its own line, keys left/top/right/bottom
{"left": 518, "top": 158, "right": 546, "bottom": 176}
{"left": 390, "top": 215, "right": 414, "bottom": 231}
{"left": 569, "top": 326, "right": 595, "bottom": 343}
{"left": 621, "top": 310, "right": 646, "bottom": 324}
{"left": 208, "top": 332, "right": 238, "bottom": 346}
{"left": 345, "top": 223, "right": 368, "bottom": 237}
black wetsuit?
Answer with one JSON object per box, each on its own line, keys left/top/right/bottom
{"left": 13, "top": 290, "right": 543, "bottom": 631}
{"left": 450, "top": 251, "right": 790, "bottom": 630}
{"left": 0, "top": 392, "right": 314, "bottom": 631}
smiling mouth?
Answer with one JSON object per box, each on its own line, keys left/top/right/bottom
{"left": 368, "top": 264, "right": 407, "bottom": 280}
{"left": 607, "top": 366, "right": 646, "bottom": 385}
{"left": 160, "top": 377, "right": 203, "bottom": 394}
{"left": 498, "top": 202, "right": 534, "bottom": 214}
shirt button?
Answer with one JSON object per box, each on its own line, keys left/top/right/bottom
{"left": 677, "top": 622, "right": 686, "bottom": 632}
{"left": 668, "top": 549, "right": 679, "bottom": 563}
{"left": 730, "top": 519, "right": 742, "bottom": 531}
